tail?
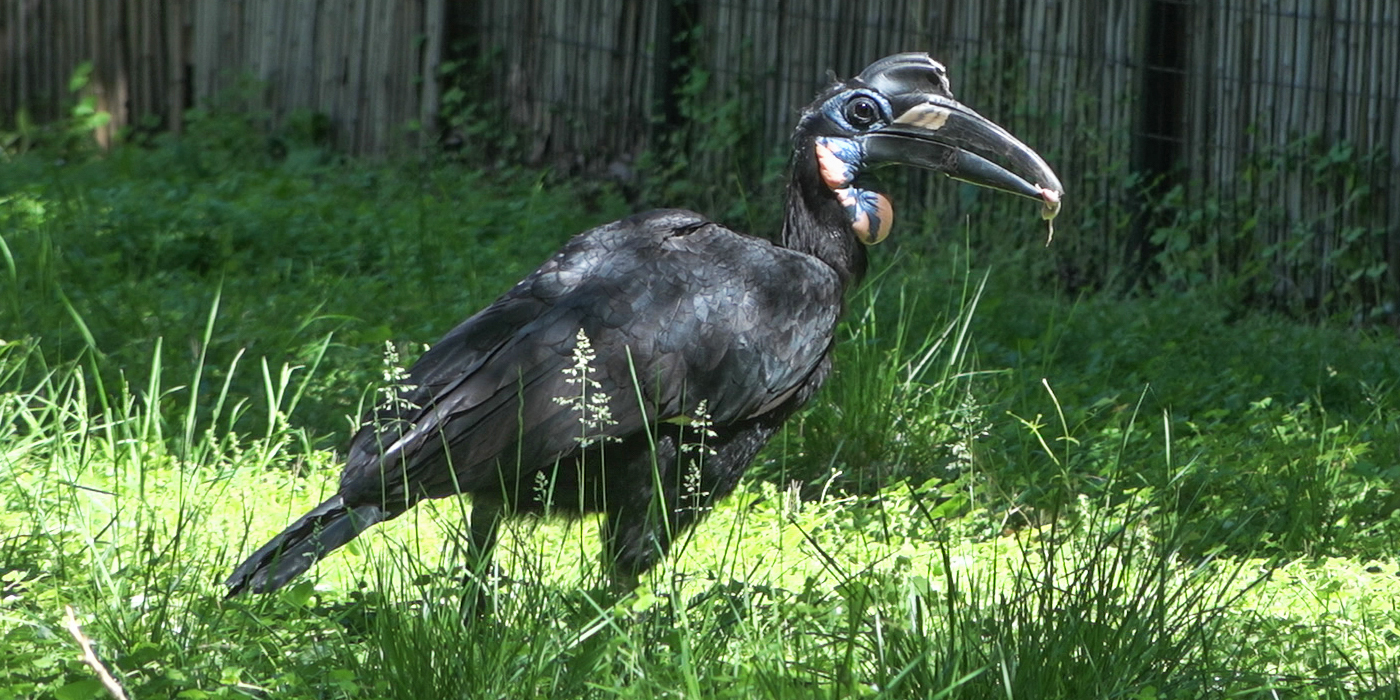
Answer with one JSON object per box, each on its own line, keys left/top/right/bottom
{"left": 225, "top": 494, "right": 387, "bottom": 596}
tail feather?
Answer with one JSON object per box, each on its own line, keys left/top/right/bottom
{"left": 225, "top": 495, "right": 386, "bottom": 596}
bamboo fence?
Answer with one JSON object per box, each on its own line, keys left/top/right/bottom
{"left": 1180, "top": 0, "right": 1400, "bottom": 311}
{"left": 1, "top": 0, "right": 187, "bottom": 147}
{"left": 465, "top": 0, "right": 1397, "bottom": 312}
{"left": 185, "top": 0, "right": 442, "bottom": 155}
{"left": 465, "top": 0, "right": 658, "bottom": 164}
{"left": 3, "top": 0, "right": 1397, "bottom": 312}
{"left": 3, "top": 0, "right": 442, "bottom": 155}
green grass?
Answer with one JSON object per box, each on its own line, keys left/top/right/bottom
{"left": 2, "top": 128, "right": 1399, "bottom": 698}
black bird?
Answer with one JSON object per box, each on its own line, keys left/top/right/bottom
{"left": 225, "top": 53, "right": 1062, "bottom": 596}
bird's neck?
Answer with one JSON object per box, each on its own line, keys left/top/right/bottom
{"left": 779, "top": 148, "right": 869, "bottom": 290}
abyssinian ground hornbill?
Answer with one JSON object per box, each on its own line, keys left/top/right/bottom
{"left": 225, "top": 53, "right": 1062, "bottom": 596}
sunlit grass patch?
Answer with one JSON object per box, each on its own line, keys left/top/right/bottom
{"left": 3, "top": 341, "right": 1398, "bottom": 698}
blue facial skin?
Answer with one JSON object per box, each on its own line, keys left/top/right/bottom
{"left": 817, "top": 89, "right": 895, "bottom": 135}
{"left": 815, "top": 136, "right": 892, "bottom": 244}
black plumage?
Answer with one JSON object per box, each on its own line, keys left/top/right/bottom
{"left": 225, "top": 53, "right": 1062, "bottom": 596}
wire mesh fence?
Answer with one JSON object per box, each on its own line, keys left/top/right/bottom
{"left": 466, "top": 0, "right": 1397, "bottom": 315}
{"left": 3, "top": 0, "right": 1396, "bottom": 315}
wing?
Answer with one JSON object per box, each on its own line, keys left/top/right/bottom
{"left": 340, "top": 209, "right": 842, "bottom": 501}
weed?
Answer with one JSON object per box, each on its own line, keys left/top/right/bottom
{"left": 1, "top": 116, "right": 1398, "bottom": 699}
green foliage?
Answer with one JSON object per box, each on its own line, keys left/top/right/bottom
{"left": 961, "top": 273, "right": 1400, "bottom": 561}
{"left": 0, "top": 114, "right": 630, "bottom": 440}
{"left": 1, "top": 62, "right": 112, "bottom": 159}
{"left": 2, "top": 335, "right": 1395, "bottom": 697}
{"left": 772, "top": 268, "right": 990, "bottom": 496}
{"left": 1145, "top": 135, "right": 1392, "bottom": 318}
{"left": 435, "top": 45, "right": 528, "bottom": 164}
{"left": 2, "top": 110, "right": 1399, "bottom": 699}
{"left": 634, "top": 35, "right": 787, "bottom": 234}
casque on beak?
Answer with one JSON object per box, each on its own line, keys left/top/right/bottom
{"left": 807, "top": 53, "right": 1065, "bottom": 245}
{"left": 860, "top": 94, "right": 1063, "bottom": 215}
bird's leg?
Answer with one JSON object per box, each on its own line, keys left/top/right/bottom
{"left": 597, "top": 516, "right": 645, "bottom": 597}
{"left": 599, "top": 503, "right": 675, "bottom": 602}
{"left": 461, "top": 495, "right": 503, "bottom": 617}
{"left": 468, "top": 498, "right": 502, "bottom": 575}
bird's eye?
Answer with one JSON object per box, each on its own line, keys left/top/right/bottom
{"left": 844, "top": 96, "right": 880, "bottom": 128}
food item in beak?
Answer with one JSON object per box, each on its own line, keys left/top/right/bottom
{"left": 1038, "top": 186, "right": 1062, "bottom": 244}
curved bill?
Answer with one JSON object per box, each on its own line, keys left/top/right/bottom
{"left": 860, "top": 95, "right": 1063, "bottom": 205}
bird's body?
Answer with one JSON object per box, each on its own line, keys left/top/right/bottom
{"left": 226, "top": 53, "right": 1062, "bottom": 596}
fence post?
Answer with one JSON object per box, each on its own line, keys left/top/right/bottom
{"left": 649, "top": 0, "right": 699, "bottom": 147}
{"left": 1126, "top": 0, "right": 1188, "bottom": 287}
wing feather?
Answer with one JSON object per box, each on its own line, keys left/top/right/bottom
{"left": 341, "top": 209, "right": 841, "bottom": 503}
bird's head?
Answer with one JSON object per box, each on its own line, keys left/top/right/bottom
{"left": 794, "top": 53, "right": 1063, "bottom": 245}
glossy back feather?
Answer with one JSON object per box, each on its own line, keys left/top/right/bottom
{"left": 225, "top": 209, "right": 846, "bottom": 595}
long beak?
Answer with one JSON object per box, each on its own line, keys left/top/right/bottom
{"left": 860, "top": 96, "right": 1063, "bottom": 203}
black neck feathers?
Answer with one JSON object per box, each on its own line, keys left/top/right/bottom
{"left": 779, "top": 140, "right": 869, "bottom": 289}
